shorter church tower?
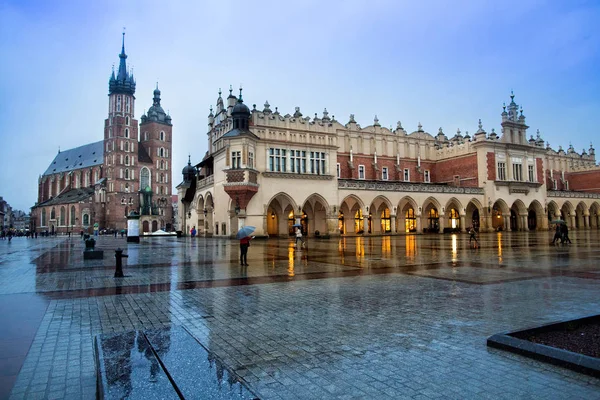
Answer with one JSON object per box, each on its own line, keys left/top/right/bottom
{"left": 139, "top": 84, "right": 173, "bottom": 230}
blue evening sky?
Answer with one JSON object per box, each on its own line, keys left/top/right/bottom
{"left": 1, "top": 0, "right": 599, "bottom": 212}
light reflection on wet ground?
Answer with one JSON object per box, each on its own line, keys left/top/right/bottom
{"left": 1, "top": 231, "right": 600, "bottom": 399}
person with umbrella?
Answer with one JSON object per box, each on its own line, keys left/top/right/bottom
{"left": 293, "top": 224, "right": 305, "bottom": 249}
{"left": 236, "top": 226, "right": 255, "bottom": 266}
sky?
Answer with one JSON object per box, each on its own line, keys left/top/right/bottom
{"left": 1, "top": 0, "right": 599, "bottom": 212}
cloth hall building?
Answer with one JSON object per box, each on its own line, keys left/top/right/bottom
{"left": 179, "top": 89, "right": 600, "bottom": 238}
{"left": 31, "top": 35, "right": 173, "bottom": 234}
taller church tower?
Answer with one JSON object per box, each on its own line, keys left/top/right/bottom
{"left": 104, "top": 32, "right": 139, "bottom": 229}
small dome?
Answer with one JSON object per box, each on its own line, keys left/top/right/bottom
{"left": 182, "top": 163, "right": 195, "bottom": 176}
{"left": 232, "top": 100, "right": 250, "bottom": 115}
{"left": 154, "top": 87, "right": 161, "bottom": 96}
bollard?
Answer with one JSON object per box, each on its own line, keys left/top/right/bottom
{"left": 114, "top": 248, "right": 128, "bottom": 278}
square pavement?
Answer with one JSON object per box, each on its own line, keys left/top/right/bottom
{"left": 1, "top": 231, "right": 600, "bottom": 399}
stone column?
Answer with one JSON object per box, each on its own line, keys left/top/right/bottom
{"left": 459, "top": 215, "right": 466, "bottom": 232}
{"left": 438, "top": 216, "right": 445, "bottom": 234}
{"left": 521, "top": 215, "right": 529, "bottom": 231}
{"left": 391, "top": 214, "right": 397, "bottom": 233}
{"left": 504, "top": 216, "right": 510, "bottom": 232}
{"left": 416, "top": 215, "right": 422, "bottom": 233}
{"left": 570, "top": 215, "right": 576, "bottom": 230}
{"left": 584, "top": 214, "right": 590, "bottom": 229}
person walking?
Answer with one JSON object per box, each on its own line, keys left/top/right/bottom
{"left": 551, "top": 224, "right": 562, "bottom": 245}
{"left": 468, "top": 226, "right": 478, "bottom": 248}
{"left": 561, "top": 223, "right": 572, "bottom": 244}
{"left": 295, "top": 227, "right": 305, "bottom": 249}
{"left": 239, "top": 235, "right": 252, "bottom": 266}
{"left": 190, "top": 226, "right": 196, "bottom": 237}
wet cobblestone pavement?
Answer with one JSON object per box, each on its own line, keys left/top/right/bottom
{"left": 1, "top": 231, "right": 600, "bottom": 399}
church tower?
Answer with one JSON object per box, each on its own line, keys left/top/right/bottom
{"left": 139, "top": 84, "right": 173, "bottom": 228}
{"left": 104, "top": 32, "right": 139, "bottom": 229}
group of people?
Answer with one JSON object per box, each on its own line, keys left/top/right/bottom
{"left": 551, "top": 223, "right": 572, "bottom": 245}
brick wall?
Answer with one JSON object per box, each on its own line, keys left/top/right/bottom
{"left": 486, "top": 152, "right": 495, "bottom": 181}
{"left": 565, "top": 170, "right": 600, "bottom": 193}
{"left": 336, "top": 154, "right": 434, "bottom": 182}
{"left": 434, "top": 153, "right": 479, "bottom": 187}
{"left": 536, "top": 158, "right": 544, "bottom": 184}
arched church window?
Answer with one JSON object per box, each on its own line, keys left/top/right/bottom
{"left": 124, "top": 169, "right": 129, "bottom": 180}
{"left": 125, "top": 183, "right": 129, "bottom": 193}
{"left": 126, "top": 116, "right": 130, "bottom": 126}
{"left": 160, "top": 148, "right": 164, "bottom": 157}
{"left": 116, "top": 96, "right": 121, "bottom": 112}
{"left": 51, "top": 207, "right": 56, "bottom": 220}
{"left": 160, "top": 160, "right": 164, "bottom": 170}
{"left": 140, "top": 167, "right": 150, "bottom": 191}
{"left": 70, "top": 206, "right": 75, "bottom": 226}
{"left": 125, "top": 128, "right": 129, "bottom": 138}
{"left": 41, "top": 209, "right": 47, "bottom": 226}
{"left": 83, "top": 214, "right": 89, "bottom": 225}
{"left": 125, "top": 141, "right": 129, "bottom": 152}
{"left": 125, "top": 155, "right": 129, "bottom": 166}
{"left": 109, "top": 128, "right": 112, "bottom": 138}
{"left": 60, "top": 206, "right": 66, "bottom": 226}
{"left": 126, "top": 96, "right": 130, "bottom": 113}
{"left": 160, "top": 173, "right": 164, "bottom": 183}
{"left": 160, "top": 131, "right": 165, "bottom": 141}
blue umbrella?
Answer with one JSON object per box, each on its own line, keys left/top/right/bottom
{"left": 236, "top": 226, "right": 256, "bottom": 239}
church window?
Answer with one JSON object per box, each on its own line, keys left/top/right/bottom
{"left": 121, "top": 197, "right": 126, "bottom": 204}
{"left": 60, "top": 207, "right": 65, "bottom": 226}
{"left": 95, "top": 170, "right": 99, "bottom": 183}
{"left": 83, "top": 214, "right": 89, "bottom": 225}
{"left": 51, "top": 207, "right": 56, "bottom": 220}
{"left": 126, "top": 116, "right": 130, "bottom": 126}
{"left": 160, "top": 160, "right": 164, "bottom": 170}
{"left": 75, "top": 174, "right": 80, "bottom": 188}
{"left": 140, "top": 167, "right": 150, "bottom": 191}
{"left": 125, "top": 155, "right": 129, "bottom": 166}
{"left": 125, "top": 141, "right": 129, "bottom": 152}
{"left": 126, "top": 97, "right": 130, "bottom": 113}
{"left": 109, "top": 128, "right": 112, "bottom": 138}
{"left": 125, "top": 128, "right": 129, "bottom": 138}
{"left": 129, "top": 197, "right": 133, "bottom": 204}
{"left": 125, "top": 183, "right": 129, "bottom": 192}
{"left": 160, "top": 131, "right": 164, "bottom": 141}
{"left": 160, "top": 186, "right": 164, "bottom": 195}
{"left": 57, "top": 178, "right": 61, "bottom": 194}
{"left": 125, "top": 169, "right": 129, "bottom": 180}
{"left": 166, "top": 149, "right": 169, "bottom": 158}
{"left": 41, "top": 209, "right": 47, "bottom": 226}
{"left": 85, "top": 171, "right": 90, "bottom": 186}
{"left": 160, "top": 148, "right": 164, "bottom": 157}
{"left": 70, "top": 206, "right": 75, "bottom": 226}
{"left": 160, "top": 173, "right": 164, "bottom": 183}
{"left": 117, "top": 96, "right": 121, "bottom": 112}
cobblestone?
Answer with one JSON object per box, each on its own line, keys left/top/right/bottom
{"left": 1, "top": 232, "right": 600, "bottom": 398}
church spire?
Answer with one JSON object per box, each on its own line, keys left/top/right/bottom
{"left": 109, "top": 30, "right": 136, "bottom": 95}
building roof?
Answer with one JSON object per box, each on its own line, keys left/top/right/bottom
{"left": 36, "top": 187, "right": 95, "bottom": 207}
{"left": 43, "top": 141, "right": 104, "bottom": 176}
{"left": 138, "top": 145, "right": 153, "bottom": 164}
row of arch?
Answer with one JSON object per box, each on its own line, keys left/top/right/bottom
{"left": 264, "top": 193, "right": 600, "bottom": 236}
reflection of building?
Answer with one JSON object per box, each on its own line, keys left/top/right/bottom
{"left": 31, "top": 34, "right": 173, "bottom": 234}
{"left": 179, "top": 90, "right": 600, "bottom": 237}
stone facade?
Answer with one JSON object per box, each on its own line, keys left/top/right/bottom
{"left": 178, "top": 90, "right": 600, "bottom": 237}
{"left": 31, "top": 36, "right": 173, "bottom": 234}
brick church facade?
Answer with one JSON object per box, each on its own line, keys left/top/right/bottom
{"left": 31, "top": 34, "right": 173, "bottom": 234}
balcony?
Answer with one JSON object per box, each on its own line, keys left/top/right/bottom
{"left": 337, "top": 179, "right": 484, "bottom": 194}
{"left": 196, "top": 175, "right": 214, "bottom": 189}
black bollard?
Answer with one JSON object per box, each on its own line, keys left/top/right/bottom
{"left": 114, "top": 248, "right": 128, "bottom": 278}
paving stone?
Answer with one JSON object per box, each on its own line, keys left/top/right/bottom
{"left": 2, "top": 233, "right": 600, "bottom": 399}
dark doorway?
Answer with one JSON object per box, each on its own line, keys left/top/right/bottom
{"left": 471, "top": 209, "right": 480, "bottom": 232}
{"left": 510, "top": 209, "right": 518, "bottom": 231}
{"left": 528, "top": 210, "right": 537, "bottom": 231}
